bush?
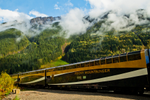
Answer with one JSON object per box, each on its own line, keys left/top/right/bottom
{"left": 0, "top": 72, "right": 14, "bottom": 97}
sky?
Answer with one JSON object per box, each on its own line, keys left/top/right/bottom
{"left": 0, "top": 0, "right": 150, "bottom": 23}
{"left": 0, "top": 0, "right": 90, "bottom": 22}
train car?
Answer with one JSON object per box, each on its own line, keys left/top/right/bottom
{"left": 18, "top": 69, "right": 45, "bottom": 87}
{"left": 12, "top": 49, "right": 150, "bottom": 94}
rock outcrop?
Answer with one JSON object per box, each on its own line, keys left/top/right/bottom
{"left": 30, "top": 16, "right": 61, "bottom": 25}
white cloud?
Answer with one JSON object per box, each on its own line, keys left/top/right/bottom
{"left": 54, "top": 4, "right": 60, "bottom": 10}
{"left": 0, "top": 8, "right": 50, "bottom": 38}
{"left": 59, "top": 8, "right": 89, "bottom": 38}
{"left": 29, "top": 10, "right": 48, "bottom": 17}
{"left": 59, "top": 0, "right": 150, "bottom": 37}
{"left": 0, "top": 8, "right": 31, "bottom": 22}
{"left": 146, "top": 2, "right": 150, "bottom": 17}
{"left": 54, "top": 2, "right": 60, "bottom": 10}
{"left": 82, "top": 0, "right": 150, "bottom": 33}
{"left": 87, "top": 0, "right": 150, "bottom": 18}
{"left": 65, "top": 0, "right": 73, "bottom": 7}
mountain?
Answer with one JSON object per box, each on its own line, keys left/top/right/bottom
{"left": 0, "top": 9, "right": 150, "bottom": 74}
{"left": 62, "top": 9, "right": 150, "bottom": 63}
{"left": 63, "top": 24, "right": 148, "bottom": 63}
{"left": 0, "top": 28, "right": 29, "bottom": 58}
{"left": 0, "top": 27, "right": 66, "bottom": 74}
{"left": 30, "top": 16, "right": 61, "bottom": 25}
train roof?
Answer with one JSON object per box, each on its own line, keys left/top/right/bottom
{"left": 11, "top": 49, "right": 145, "bottom": 75}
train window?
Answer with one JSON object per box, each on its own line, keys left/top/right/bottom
{"left": 46, "top": 69, "right": 53, "bottom": 72}
{"left": 36, "top": 71, "right": 39, "bottom": 74}
{"left": 84, "top": 63, "right": 90, "bottom": 67}
{"left": 113, "top": 57, "right": 119, "bottom": 63}
{"left": 95, "top": 60, "right": 100, "bottom": 65}
{"left": 81, "top": 63, "right": 84, "bottom": 67}
{"left": 76, "top": 64, "right": 81, "bottom": 68}
{"left": 54, "top": 68, "right": 58, "bottom": 71}
{"left": 120, "top": 55, "right": 127, "bottom": 62}
{"left": 65, "top": 66, "right": 74, "bottom": 70}
{"left": 35, "top": 71, "right": 44, "bottom": 74}
{"left": 54, "top": 68, "right": 61, "bottom": 71}
{"left": 55, "top": 67, "right": 62, "bottom": 71}
{"left": 66, "top": 66, "right": 71, "bottom": 69}
{"left": 90, "top": 62, "right": 95, "bottom": 66}
{"left": 83, "top": 76, "right": 86, "bottom": 79}
{"left": 106, "top": 58, "right": 112, "bottom": 64}
{"left": 63, "top": 67, "right": 66, "bottom": 70}
{"left": 69, "top": 65, "right": 74, "bottom": 69}
{"left": 69, "top": 66, "right": 73, "bottom": 69}
{"left": 77, "top": 76, "right": 82, "bottom": 80}
{"left": 101, "top": 59, "right": 105, "bottom": 65}
{"left": 128, "top": 53, "right": 141, "bottom": 61}
{"left": 71, "top": 65, "right": 76, "bottom": 68}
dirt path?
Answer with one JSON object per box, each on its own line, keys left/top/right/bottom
{"left": 61, "top": 41, "right": 70, "bottom": 54}
{"left": 2, "top": 89, "right": 150, "bottom": 100}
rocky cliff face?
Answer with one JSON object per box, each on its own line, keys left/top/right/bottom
{"left": 30, "top": 16, "right": 61, "bottom": 25}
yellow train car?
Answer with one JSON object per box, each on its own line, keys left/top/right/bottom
{"left": 12, "top": 49, "right": 150, "bottom": 94}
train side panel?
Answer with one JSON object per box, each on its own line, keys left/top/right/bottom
{"left": 47, "top": 50, "right": 149, "bottom": 91}
{"left": 19, "top": 70, "right": 45, "bottom": 86}
{"left": 10, "top": 49, "right": 150, "bottom": 93}
{"left": 11, "top": 74, "right": 19, "bottom": 85}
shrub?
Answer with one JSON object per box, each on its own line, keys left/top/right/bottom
{"left": 0, "top": 72, "right": 14, "bottom": 97}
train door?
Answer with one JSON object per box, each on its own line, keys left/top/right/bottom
{"left": 46, "top": 69, "right": 54, "bottom": 85}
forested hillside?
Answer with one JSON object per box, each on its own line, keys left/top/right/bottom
{"left": 0, "top": 27, "right": 65, "bottom": 74}
{"left": 0, "top": 11, "right": 150, "bottom": 74}
{"left": 0, "top": 28, "right": 29, "bottom": 58}
{"left": 63, "top": 21, "right": 150, "bottom": 63}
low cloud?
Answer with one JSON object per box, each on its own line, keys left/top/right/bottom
{"left": 87, "top": 0, "right": 150, "bottom": 18}
{"left": 0, "top": 8, "right": 33, "bottom": 38}
{"left": 29, "top": 10, "right": 48, "bottom": 17}
{"left": 59, "top": 8, "right": 89, "bottom": 38}
{"left": 0, "top": 8, "right": 49, "bottom": 39}
{"left": 55, "top": 0, "right": 150, "bottom": 38}
{"left": 0, "top": 8, "right": 31, "bottom": 23}
{"left": 83, "top": 0, "right": 150, "bottom": 34}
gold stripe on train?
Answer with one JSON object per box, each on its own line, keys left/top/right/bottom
{"left": 11, "top": 50, "right": 147, "bottom": 78}
{"left": 19, "top": 73, "right": 45, "bottom": 79}
{"left": 47, "top": 50, "right": 146, "bottom": 76}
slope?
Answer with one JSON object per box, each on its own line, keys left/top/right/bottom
{"left": 63, "top": 21, "right": 149, "bottom": 63}
{"left": 0, "top": 27, "right": 66, "bottom": 74}
{"left": 0, "top": 28, "right": 29, "bottom": 58}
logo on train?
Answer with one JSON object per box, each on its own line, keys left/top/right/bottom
{"left": 75, "top": 69, "right": 110, "bottom": 75}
